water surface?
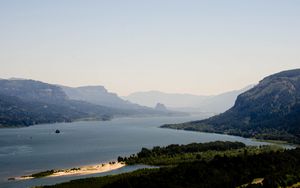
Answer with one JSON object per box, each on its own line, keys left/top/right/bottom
{"left": 0, "top": 115, "right": 271, "bottom": 188}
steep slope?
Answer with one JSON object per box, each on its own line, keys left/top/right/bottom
{"left": 0, "top": 79, "right": 68, "bottom": 103}
{"left": 0, "top": 94, "right": 86, "bottom": 127}
{"left": 154, "top": 103, "right": 168, "bottom": 111}
{"left": 162, "top": 69, "right": 300, "bottom": 143}
{"left": 61, "top": 86, "right": 147, "bottom": 109}
{"left": 0, "top": 79, "right": 127, "bottom": 127}
{"left": 196, "top": 85, "right": 254, "bottom": 113}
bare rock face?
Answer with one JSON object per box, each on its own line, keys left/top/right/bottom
{"left": 155, "top": 103, "right": 168, "bottom": 111}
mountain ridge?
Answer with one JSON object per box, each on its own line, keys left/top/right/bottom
{"left": 0, "top": 79, "right": 183, "bottom": 127}
{"left": 61, "top": 85, "right": 148, "bottom": 110}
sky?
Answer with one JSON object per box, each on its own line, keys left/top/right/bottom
{"left": 0, "top": 0, "right": 299, "bottom": 96}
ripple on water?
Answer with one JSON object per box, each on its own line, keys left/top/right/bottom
{"left": 0, "top": 145, "right": 33, "bottom": 156}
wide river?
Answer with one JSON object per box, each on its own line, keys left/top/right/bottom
{"left": 0, "top": 115, "right": 273, "bottom": 188}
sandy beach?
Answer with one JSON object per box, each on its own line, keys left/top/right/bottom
{"left": 49, "top": 162, "right": 125, "bottom": 177}
{"left": 13, "top": 162, "right": 126, "bottom": 181}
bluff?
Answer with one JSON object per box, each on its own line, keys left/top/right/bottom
{"left": 162, "top": 69, "right": 300, "bottom": 143}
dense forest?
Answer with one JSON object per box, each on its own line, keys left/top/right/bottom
{"left": 41, "top": 141, "right": 300, "bottom": 188}
{"left": 120, "top": 141, "right": 249, "bottom": 165}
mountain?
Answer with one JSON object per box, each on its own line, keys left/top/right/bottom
{"left": 124, "top": 86, "right": 253, "bottom": 113}
{"left": 61, "top": 85, "right": 147, "bottom": 109}
{"left": 0, "top": 79, "right": 185, "bottom": 127}
{"left": 60, "top": 85, "right": 185, "bottom": 117}
{"left": 154, "top": 103, "right": 168, "bottom": 111}
{"left": 0, "top": 93, "right": 86, "bottom": 127}
{"left": 0, "top": 79, "right": 68, "bottom": 104}
{"left": 0, "top": 79, "right": 131, "bottom": 127}
{"left": 162, "top": 69, "right": 300, "bottom": 143}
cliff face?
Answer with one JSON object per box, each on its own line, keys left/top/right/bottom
{"left": 234, "top": 70, "right": 300, "bottom": 118}
{"left": 61, "top": 85, "right": 145, "bottom": 109}
{"left": 215, "top": 69, "right": 300, "bottom": 128}
{"left": 155, "top": 103, "right": 168, "bottom": 111}
{"left": 163, "top": 69, "right": 300, "bottom": 143}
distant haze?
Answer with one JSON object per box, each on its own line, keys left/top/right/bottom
{"left": 1, "top": 1, "right": 299, "bottom": 95}
{"left": 124, "top": 85, "right": 254, "bottom": 113}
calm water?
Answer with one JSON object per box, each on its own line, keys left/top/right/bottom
{"left": 0, "top": 115, "right": 271, "bottom": 188}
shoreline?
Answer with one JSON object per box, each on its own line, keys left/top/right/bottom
{"left": 161, "top": 126, "right": 300, "bottom": 147}
{"left": 12, "top": 161, "right": 126, "bottom": 181}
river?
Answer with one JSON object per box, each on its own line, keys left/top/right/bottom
{"left": 0, "top": 115, "right": 273, "bottom": 188}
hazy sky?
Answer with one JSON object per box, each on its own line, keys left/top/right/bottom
{"left": 0, "top": 0, "right": 299, "bottom": 96}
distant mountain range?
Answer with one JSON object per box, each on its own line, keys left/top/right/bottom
{"left": 124, "top": 85, "right": 253, "bottom": 113}
{"left": 0, "top": 79, "right": 183, "bottom": 127}
{"left": 162, "top": 69, "right": 300, "bottom": 143}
